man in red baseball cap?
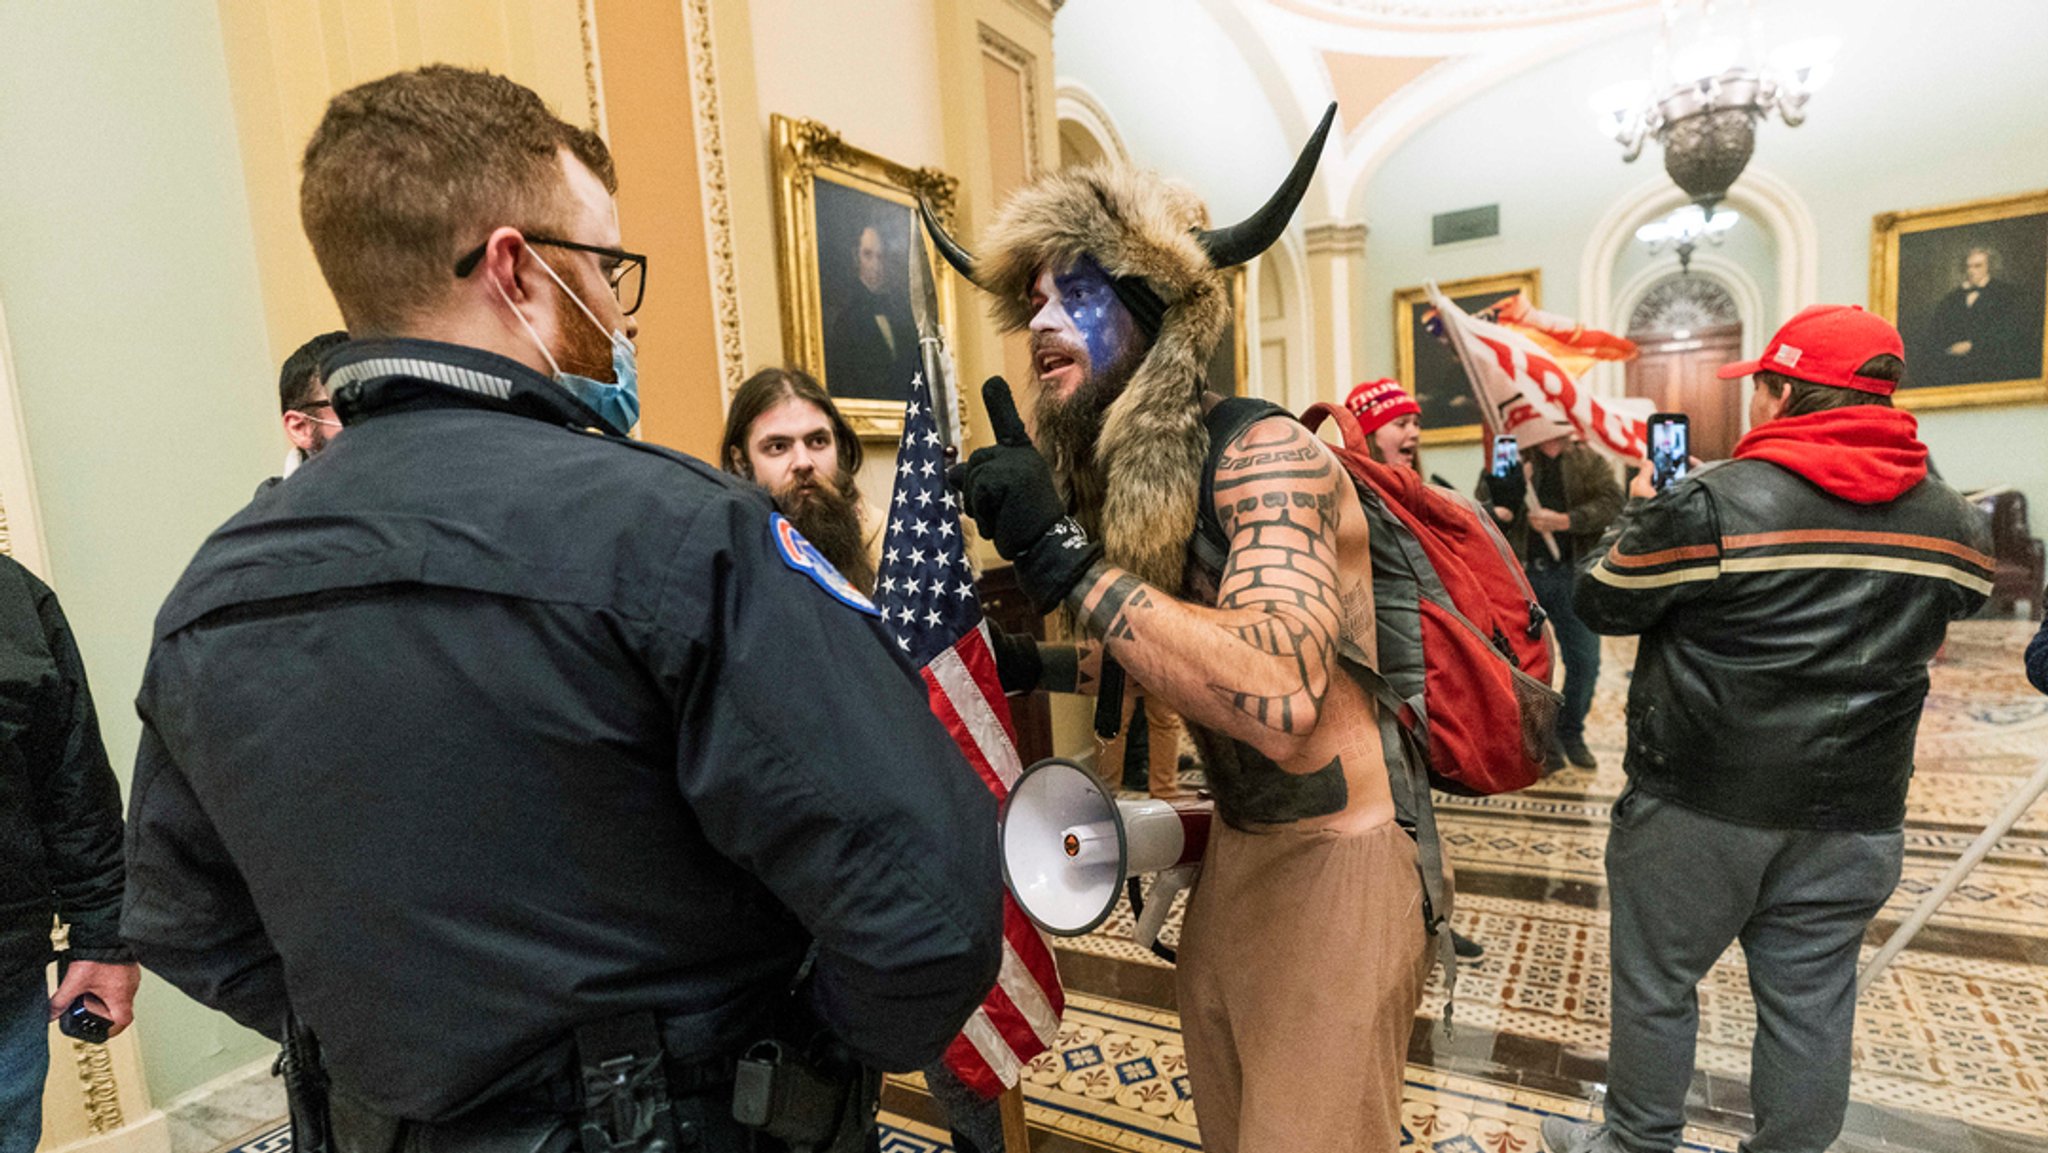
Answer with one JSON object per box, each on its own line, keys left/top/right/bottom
{"left": 1345, "top": 378, "right": 1422, "bottom": 470}
{"left": 1548, "top": 305, "right": 1994, "bottom": 1153}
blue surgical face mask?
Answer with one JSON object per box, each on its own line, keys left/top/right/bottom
{"left": 497, "top": 249, "right": 640, "bottom": 434}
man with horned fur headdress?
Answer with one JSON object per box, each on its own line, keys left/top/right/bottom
{"left": 929, "top": 107, "right": 1436, "bottom": 1152}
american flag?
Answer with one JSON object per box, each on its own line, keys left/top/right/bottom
{"left": 878, "top": 373, "right": 1065, "bottom": 1098}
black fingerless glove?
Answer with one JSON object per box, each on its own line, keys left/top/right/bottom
{"left": 950, "top": 377, "right": 1104, "bottom": 612}
{"left": 987, "top": 628, "right": 1045, "bottom": 695}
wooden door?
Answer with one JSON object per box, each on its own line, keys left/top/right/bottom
{"left": 1626, "top": 324, "right": 1745, "bottom": 462}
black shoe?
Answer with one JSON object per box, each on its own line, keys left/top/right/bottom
{"left": 1544, "top": 741, "right": 1566, "bottom": 773}
{"left": 1451, "top": 930, "right": 1485, "bottom": 960}
{"left": 1562, "top": 737, "right": 1598, "bottom": 769}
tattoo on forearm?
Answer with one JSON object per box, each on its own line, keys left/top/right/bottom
{"left": 1084, "top": 573, "right": 1152, "bottom": 640}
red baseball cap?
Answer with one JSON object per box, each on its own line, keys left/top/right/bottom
{"left": 1715, "top": 304, "right": 1905, "bottom": 395}
{"left": 1345, "top": 378, "right": 1422, "bottom": 435}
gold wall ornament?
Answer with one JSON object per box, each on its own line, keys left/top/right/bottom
{"left": 1870, "top": 188, "right": 2048, "bottom": 412}
{"left": 771, "top": 114, "right": 962, "bottom": 442}
{"left": 680, "top": 0, "right": 747, "bottom": 397}
{"left": 1392, "top": 269, "right": 1542, "bottom": 445}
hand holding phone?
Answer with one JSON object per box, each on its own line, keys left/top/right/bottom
{"left": 1648, "top": 413, "right": 1690, "bottom": 492}
{"left": 1489, "top": 435, "right": 1521, "bottom": 478}
{"left": 58, "top": 995, "right": 112, "bottom": 1044}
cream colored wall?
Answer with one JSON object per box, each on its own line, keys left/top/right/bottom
{"left": 0, "top": 0, "right": 283, "bottom": 1113}
{"left": 215, "top": 0, "right": 594, "bottom": 368}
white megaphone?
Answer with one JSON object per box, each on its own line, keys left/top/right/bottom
{"left": 999, "top": 758, "right": 1213, "bottom": 955}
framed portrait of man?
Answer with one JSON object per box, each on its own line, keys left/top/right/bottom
{"left": 1392, "top": 270, "right": 1541, "bottom": 444}
{"left": 771, "top": 114, "right": 961, "bottom": 441}
{"left": 1873, "top": 189, "right": 2048, "bottom": 410}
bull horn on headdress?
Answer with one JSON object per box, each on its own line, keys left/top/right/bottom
{"left": 1196, "top": 101, "right": 1337, "bottom": 269}
{"left": 919, "top": 195, "right": 993, "bottom": 291}
{"left": 916, "top": 100, "right": 1338, "bottom": 282}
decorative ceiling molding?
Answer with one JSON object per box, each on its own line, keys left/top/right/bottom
{"left": 1303, "top": 221, "right": 1369, "bottom": 255}
{"left": 1055, "top": 79, "right": 1130, "bottom": 164}
{"left": 1266, "top": 0, "right": 1653, "bottom": 33}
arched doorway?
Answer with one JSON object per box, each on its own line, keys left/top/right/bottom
{"left": 1625, "top": 274, "right": 1745, "bottom": 461}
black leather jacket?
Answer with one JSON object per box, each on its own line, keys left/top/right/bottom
{"left": 0, "top": 556, "right": 129, "bottom": 982}
{"left": 1573, "top": 458, "right": 1992, "bottom": 831}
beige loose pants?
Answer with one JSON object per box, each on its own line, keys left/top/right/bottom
{"left": 1176, "top": 819, "right": 1430, "bottom": 1153}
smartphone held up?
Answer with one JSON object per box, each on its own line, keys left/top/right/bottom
{"left": 1649, "top": 413, "right": 1690, "bottom": 492}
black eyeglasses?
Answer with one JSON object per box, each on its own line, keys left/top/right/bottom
{"left": 454, "top": 235, "right": 648, "bottom": 316}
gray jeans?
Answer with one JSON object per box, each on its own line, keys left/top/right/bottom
{"left": 1604, "top": 785, "right": 1902, "bottom": 1153}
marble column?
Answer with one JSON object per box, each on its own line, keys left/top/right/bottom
{"left": 1302, "top": 221, "right": 1370, "bottom": 400}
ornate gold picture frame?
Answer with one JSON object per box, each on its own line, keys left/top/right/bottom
{"left": 1872, "top": 189, "right": 2048, "bottom": 411}
{"left": 771, "top": 114, "right": 962, "bottom": 442}
{"left": 1393, "top": 269, "right": 1541, "bottom": 445}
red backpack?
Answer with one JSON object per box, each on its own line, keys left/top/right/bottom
{"left": 1195, "top": 399, "right": 1560, "bottom": 797}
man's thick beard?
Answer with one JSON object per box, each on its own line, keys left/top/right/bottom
{"left": 779, "top": 471, "right": 876, "bottom": 596}
{"left": 1033, "top": 345, "right": 1142, "bottom": 534}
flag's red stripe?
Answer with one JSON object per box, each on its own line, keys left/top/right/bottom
{"left": 944, "top": 1031, "right": 1006, "bottom": 1099}
{"left": 922, "top": 664, "right": 1006, "bottom": 797}
{"left": 1005, "top": 904, "right": 1065, "bottom": 1026}
{"left": 954, "top": 626, "right": 1018, "bottom": 748}
{"left": 978, "top": 982, "right": 1046, "bottom": 1074}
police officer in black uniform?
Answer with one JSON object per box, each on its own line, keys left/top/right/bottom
{"left": 120, "top": 66, "right": 1003, "bottom": 1151}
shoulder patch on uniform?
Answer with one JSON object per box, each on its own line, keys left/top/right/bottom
{"left": 770, "top": 513, "right": 880, "bottom": 616}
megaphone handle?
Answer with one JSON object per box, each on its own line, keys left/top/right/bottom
{"left": 1094, "top": 659, "right": 1126, "bottom": 741}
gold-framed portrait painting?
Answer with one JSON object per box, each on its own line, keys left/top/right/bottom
{"left": 1393, "top": 269, "right": 1541, "bottom": 444}
{"left": 1872, "top": 189, "right": 2048, "bottom": 410}
{"left": 771, "top": 113, "right": 961, "bottom": 441}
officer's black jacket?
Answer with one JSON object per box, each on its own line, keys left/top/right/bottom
{"left": 0, "top": 555, "right": 129, "bottom": 982}
{"left": 1573, "top": 454, "right": 1991, "bottom": 831}
{"left": 120, "top": 339, "right": 1003, "bottom": 1121}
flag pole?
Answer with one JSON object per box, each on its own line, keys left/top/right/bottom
{"left": 999, "top": 1083, "right": 1032, "bottom": 1151}
{"left": 1858, "top": 752, "right": 2048, "bottom": 993}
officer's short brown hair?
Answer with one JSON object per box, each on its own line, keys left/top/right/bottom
{"left": 300, "top": 65, "right": 615, "bottom": 335}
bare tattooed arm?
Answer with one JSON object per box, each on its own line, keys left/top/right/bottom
{"left": 1065, "top": 418, "right": 1345, "bottom": 764}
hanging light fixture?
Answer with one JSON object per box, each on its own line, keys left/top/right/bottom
{"left": 1590, "top": 0, "right": 1836, "bottom": 213}
{"left": 1635, "top": 204, "right": 1739, "bottom": 274}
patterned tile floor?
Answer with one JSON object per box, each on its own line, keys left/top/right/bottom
{"left": 204, "top": 620, "right": 2047, "bottom": 1153}
{"left": 1048, "top": 619, "right": 2048, "bottom": 1149}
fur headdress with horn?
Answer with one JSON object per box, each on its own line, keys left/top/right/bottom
{"left": 924, "top": 104, "right": 1334, "bottom": 597}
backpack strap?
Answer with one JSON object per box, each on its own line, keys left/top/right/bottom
{"left": 1342, "top": 648, "right": 1458, "bottom": 1036}
{"left": 1193, "top": 397, "right": 1293, "bottom": 579}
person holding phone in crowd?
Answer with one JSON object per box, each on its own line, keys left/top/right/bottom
{"left": 1548, "top": 305, "right": 1993, "bottom": 1153}
{"left": 1480, "top": 425, "right": 1623, "bottom": 771}
{"left": 0, "top": 555, "right": 137, "bottom": 1153}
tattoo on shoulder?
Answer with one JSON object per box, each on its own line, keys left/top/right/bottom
{"left": 1201, "top": 419, "right": 1349, "bottom": 737}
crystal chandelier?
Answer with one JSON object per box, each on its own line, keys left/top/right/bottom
{"left": 1591, "top": 0, "right": 1836, "bottom": 212}
{"left": 1635, "top": 204, "right": 1738, "bottom": 274}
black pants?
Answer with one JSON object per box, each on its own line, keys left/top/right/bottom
{"left": 1528, "top": 562, "right": 1598, "bottom": 744}
{"left": 331, "top": 1085, "right": 780, "bottom": 1153}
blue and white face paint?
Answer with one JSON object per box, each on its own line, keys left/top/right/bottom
{"left": 1027, "top": 256, "right": 1139, "bottom": 404}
